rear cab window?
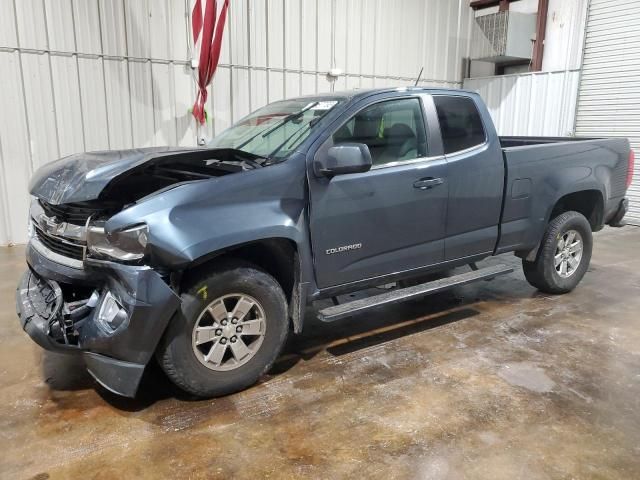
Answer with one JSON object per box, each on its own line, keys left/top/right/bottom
{"left": 433, "top": 96, "right": 486, "bottom": 154}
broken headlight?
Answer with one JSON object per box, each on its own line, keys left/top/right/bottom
{"left": 87, "top": 223, "right": 148, "bottom": 261}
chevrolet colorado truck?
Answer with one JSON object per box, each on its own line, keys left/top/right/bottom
{"left": 17, "top": 88, "right": 633, "bottom": 398}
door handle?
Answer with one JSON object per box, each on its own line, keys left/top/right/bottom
{"left": 413, "top": 177, "right": 444, "bottom": 190}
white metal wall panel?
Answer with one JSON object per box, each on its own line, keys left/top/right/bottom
{"left": 14, "top": 0, "right": 48, "bottom": 50}
{"left": 44, "top": 1, "right": 75, "bottom": 51}
{"left": 249, "top": 1, "right": 267, "bottom": 68}
{"left": 151, "top": 63, "right": 178, "bottom": 147}
{"left": 21, "top": 53, "right": 60, "bottom": 169}
{"left": 543, "top": 0, "right": 588, "bottom": 71}
{"left": 100, "top": 1, "right": 128, "bottom": 56}
{"left": 284, "top": 0, "right": 301, "bottom": 75}
{"left": 168, "top": 0, "right": 190, "bottom": 61}
{"left": 317, "top": 2, "right": 332, "bottom": 74}
{"left": 267, "top": 0, "right": 285, "bottom": 70}
{"left": 0, "top": 0, "right": 473, "bottom": 244}
{"left": 0, "top": 0, "right": 18, "bottom": 46}
{"left": 129, "top": 61, "right": 155, "bottom": 147}
{"left": 211, "top": 67, "right": 232, "bottom": 136}
{"left": 360, "top": 0, "right": 376, "bottom": 77}
{"left": 149, "top": 1, "right": 172, "bottom": 60}
{"left": 77, "top": 57, "right": 110, "bottom": 151}
{"left": 50, "top": 56, "right": 85, "bottom": 156}
{"left": 575, "top": 0, "right": 640, "bottom": 225}
{"left": 465, "top": 70, "right": 581, "bottom": 137}
{"left": 0, "top": 51, "right": 32, "bottom": 247}
{"left": 103, "top": 59, "right": 134, "bottom": 149}
{"left": 73, "top": 0, "right": 102, "bottom": 54}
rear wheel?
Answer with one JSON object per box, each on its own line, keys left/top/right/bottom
{"left": 157, "top": 261, "right": 289, "bottom": 398}
{"left": 522, "top": 211, "right": 593, "bottom": 294}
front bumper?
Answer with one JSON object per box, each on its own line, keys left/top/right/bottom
{"left": 17, "top": 241, "right": 180, "bottom": 397}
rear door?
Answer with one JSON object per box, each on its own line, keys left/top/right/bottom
{"left": 308, "top": 94, "right": 448, "bottom": 288}
{"left": 432, "top": 94, "right": 504, "bottom": 260}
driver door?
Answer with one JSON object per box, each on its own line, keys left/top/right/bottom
{"left": 308, "top": 95, "right": 448, "bottom": 289}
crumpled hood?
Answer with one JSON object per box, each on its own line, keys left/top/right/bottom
{"left": 29, "top": 147, "right": 201, "bottom": 204}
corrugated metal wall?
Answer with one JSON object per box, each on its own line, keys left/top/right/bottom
{"left": 464, "top": 0, "right": 587, "bottom": 138}
{"left": 542, "top": 0, "right": 588, "bottom": 72}
{"left": 575, "top": 0, "right": 640, "bottom": 225}
{"left": 0, "top": 0, "right": 474, "bottom": 245}
{"left": 464, "top": 70, "right": 581, "bottom": 136}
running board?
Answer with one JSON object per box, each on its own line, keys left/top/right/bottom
{"left": 317, "top": 264, "right": 514, "bottom": 323}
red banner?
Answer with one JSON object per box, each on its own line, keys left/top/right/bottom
{"left": 192, "top": 0, "right": 229, "bottom": 125}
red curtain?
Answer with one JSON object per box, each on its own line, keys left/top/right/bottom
{"left": 192, "top": 0, "right": 230, "bottom": 125}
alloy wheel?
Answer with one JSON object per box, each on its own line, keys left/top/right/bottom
{"left": 192, "top": 293, "right": 266, "bottom": 371}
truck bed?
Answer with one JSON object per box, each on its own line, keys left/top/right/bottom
{"left": 496, "top": 136, "right": 630, "bottom": 255}
{"left": 500, "top": 136, "right": 599, "bottom": 148}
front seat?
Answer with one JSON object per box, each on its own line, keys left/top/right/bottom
{"left": 379, "top": 123, "right": 417, "bottom": 164}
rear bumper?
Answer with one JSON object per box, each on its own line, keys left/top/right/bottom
{"left": 16, "top": 242, "right": 181, "bottom": 397}
{"left": 607, "top": 198, "right": 628, "bottom": 227}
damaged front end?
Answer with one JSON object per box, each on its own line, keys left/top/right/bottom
{"left": 17, "top": 146, "right": 285, "bottom": 397}
{"left": 17, "top": 259, "right": 180, "bottom": 397}
{"left": 18, "top": 213, "right": 181, "bottom": 397}
{"left": 16, "top": 148, "right": 247, "bottom": 396}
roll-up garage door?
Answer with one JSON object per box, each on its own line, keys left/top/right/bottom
{"left": 575, "top": 0, "right": 640, "bottom": 225}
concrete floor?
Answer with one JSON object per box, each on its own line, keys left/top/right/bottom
{"left": 1, "top": 227, "right": 639, "bottom": 479}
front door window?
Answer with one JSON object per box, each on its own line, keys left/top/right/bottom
{"left": 332, "top": 98, "right": 428, "bottom": 166}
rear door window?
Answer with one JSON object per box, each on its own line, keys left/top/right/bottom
{"left": 433, "top": 96, "right": 486, "bottom": 154}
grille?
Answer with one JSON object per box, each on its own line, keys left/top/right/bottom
{"left": 39, "top": 200, "right": 103, "bottom": 225}
{"left": 34, "top": 225, "right": 85, "bottom": 261}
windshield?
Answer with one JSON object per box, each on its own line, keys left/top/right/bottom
{"left": 208, "top": 98, "right": 342, "bottom": 161}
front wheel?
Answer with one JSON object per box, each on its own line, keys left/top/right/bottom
{"left": 157, "top": 261, "right": 289, "bottom": 398}
{"left": 522, "top": 211, "right": 593, "bottom": 294}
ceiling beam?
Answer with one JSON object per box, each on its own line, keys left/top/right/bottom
{"left": 470, "top": 0, "right": 519, "bottom": 10}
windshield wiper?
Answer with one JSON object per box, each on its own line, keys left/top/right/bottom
{"left": 241, "top": 158, "right": 263, "bottom": 169}
{"left": 235, "top": 102, "right": 319, "bottom": 150}
{"left": 206, "top": 155, "right": 264, "bottom": 170}
{"left": 267, "top": 117, "right": 322, "bottom": 160}
{"left": 260, "top": 102, "right": 318, "bottom": 138}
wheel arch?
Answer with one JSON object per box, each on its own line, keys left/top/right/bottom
{"left": 518, "top": 188, "right": 604, "bottom": 262}
{"left": 547, "top": 189, "right": 605, "bottom": 232}
{"left": 521, "top": 210, "right": 593, "bottom": 294}
{"left": 179, "top": 237, "right": 306, "bottom": 333}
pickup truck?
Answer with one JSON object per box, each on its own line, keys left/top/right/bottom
{"left": 17, "top": 87, "right": 633, "bottom": 398}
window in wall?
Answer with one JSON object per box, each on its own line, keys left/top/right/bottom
{"left": 433, "top": 96, "right": 486, "bottom": 154}
{"left": 332, "top": 98, "right": 427, "bottom": 166}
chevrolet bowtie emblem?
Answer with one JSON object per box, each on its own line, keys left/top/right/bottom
{"left": 40, "top": 215, "right": 66, "bottom": 236}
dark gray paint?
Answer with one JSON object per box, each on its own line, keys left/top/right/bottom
{"left": 498, "top": 137, "right": 629, "bottom": 254}
{"left": 27, "top": 86, "right": 631, "bottom": 300}
{"left": 29, "top": 147, "right": 197, "bottom": 204}
{"left": 18, "top": 244, "right": 180, "bottom": 396}
{"left": 105, "top": 156, "right": 310, "bottom": 270}
{"left": 26, "top": 86, "right": 631, "bottom": 301}
{"left": 432, "top": 93, "right": 505, "bottom": 261}
{"left": 307, "top": 91, "right": 449, "bottom": 287}
{"left": 20, "top": 87, "right": 631, "bottom": 397}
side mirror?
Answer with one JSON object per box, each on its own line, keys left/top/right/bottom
{"left": 314, "top": 143, "right": 373, "bottom": 177}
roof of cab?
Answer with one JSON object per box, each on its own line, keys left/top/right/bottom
{"left": 284, "top": 87, "right": 478, "bottom": 103}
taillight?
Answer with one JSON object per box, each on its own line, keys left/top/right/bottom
{"left": 628, "top": 150, "right": 635, "bottom": 189}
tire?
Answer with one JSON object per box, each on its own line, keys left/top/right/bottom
{"left": 157, "top": 260, "right": 289, "bottom": 398}
{"left": 522, "top": 211, "right": 593, "bottom": 294}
